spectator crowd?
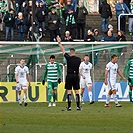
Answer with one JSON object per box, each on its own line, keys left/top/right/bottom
{"left": 0, "top": 0, "right": 133, "bottom": 42}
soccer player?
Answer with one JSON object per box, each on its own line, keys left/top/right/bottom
{"left": 79, "top": 54, "right": 94, "bottom": 104}
{"left": 57, "top": 35, "right": 82, "bottom": 111}
{"left": 15, "top": 59, "right": 30, "bottom": 106}
{"left": 125, "top": 58, "right": 133, "bottom": 103}
{"left": 104, "top": 54, "right": 126, "bottom": 107}
{"left": 42, "top": 55, "right": 62, "bottom": 107}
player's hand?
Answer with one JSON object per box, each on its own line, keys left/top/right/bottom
{"left": 42, "top": 80, "right": 45, "bottom": 85}
{"left": 123, "top": 77, "right": 127, "bottom": 81}
{"left": 58, "top": 78, "right": 61, "bottom": 84}
{"left": 104, "top": 80, "right": 108, "bottom": 85}
{"left": 28, "top": 82, "right": 31, "bottom": 86}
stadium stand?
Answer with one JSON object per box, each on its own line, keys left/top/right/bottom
{"left": 0, "top": 0, "right": 133, "bottom": 83}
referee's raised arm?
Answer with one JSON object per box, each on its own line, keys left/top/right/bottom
{"left": 57, "top": 36, "right": 66, "bottom": 55}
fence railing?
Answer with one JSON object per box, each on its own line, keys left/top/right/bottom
{"left": 118, "top": 13, "right": 133, "bottom": 31}
{"left": 0, "top": 41, "right": 133, "bottom": 83}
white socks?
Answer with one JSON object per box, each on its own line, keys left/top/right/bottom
{"left": 18, "top": 93, "right": 22, "bottom": 104}
{"left": 113, "top": 94, "right": 118, "bottom": 104}
{"left": 24, "top": 92, "right": 27, "bottom": 103}
{"left": 88, "top": 91, "right": 92, "bottom": 102}
{"left": 106, "top": 94, "right": 111, "bottom": 104}
{"left": 106, "top": 94, "right": 118, "bottom": 104}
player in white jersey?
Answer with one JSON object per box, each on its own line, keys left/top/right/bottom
{"left": 79, "top": 55, "right": 94, "bottom": 104}
{"left": 104, "top": 54, "right": 126, "bottom": 107}
{"left": 15, "top": 59, "right": 30, "bottom": 106}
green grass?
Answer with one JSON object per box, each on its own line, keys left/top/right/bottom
{"left": 0, "top": 102, "right": 132, "bottom": 133}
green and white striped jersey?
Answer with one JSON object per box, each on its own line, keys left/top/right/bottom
{"left": 126, "top": 59, "right": 133, "bottom": 78}
{"left": 43, "top": 62, "right": 61, "bottom": 82}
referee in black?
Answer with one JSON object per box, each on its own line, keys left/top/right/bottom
{"left": 57, "top": 36, "right": 82, "bottom": 111}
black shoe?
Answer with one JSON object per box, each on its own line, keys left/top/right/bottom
{"left": 116, "top": 103, "right": 122, "bottom": 107}
{"left": 90, "top": 101, "right": 94, "bottom": 104}
{"left": 19, "top": 103, "right": 22, "bottom": 106}
{"left": 66, "top": 107, "right": 71, "bottom": 111}
{"left": 77, "top": 107, "right": 82, "bottom": 111}
{"left": 62, "top": 107, "right": 71, "bottom": 111}
{"left": 24, "top": 102, "right": 28, "bottom": 107}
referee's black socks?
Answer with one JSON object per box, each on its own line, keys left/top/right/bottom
{"left": 67, "top": 94, "right": 71, "bottom": 108}
{"left": 76, "top": 94, "right": 80, "bottom": 108}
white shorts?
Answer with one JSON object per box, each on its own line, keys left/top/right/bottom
{"left": 108, "top": 80, "right": 116, "bottom": 91}
{"left": 80, "top": 76, "right": 92, "bottom": 88}
{"left": 16, "top": 83, "right": 28, "bottom": 91}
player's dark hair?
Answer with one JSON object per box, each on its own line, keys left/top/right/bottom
{"left": 20, "top": 59, "right": 25, "bottom": 61}
{"left": 70, "top": 48, "right": 75, "bottom": 51}
{"left": 85, "top": 54, "right": 89, "bottom": 57}
{"left": 111, "top": 54, "right": 117, "bottom": 59}
{"left": 50, "top": 55, "right": 55, "bottom": 59}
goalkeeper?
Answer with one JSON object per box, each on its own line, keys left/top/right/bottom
{"left": 125, "top": 59, "right": 133, "bottom": 103}
{"left": 42, "top": 55, "right": 62, "bottom": 107}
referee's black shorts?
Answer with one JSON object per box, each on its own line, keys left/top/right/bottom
{"left": 65, "top": 74, "right": 80, "bottom": 90}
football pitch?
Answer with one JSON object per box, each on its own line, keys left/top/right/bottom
{"left": 0, "top": 102, "right": 132, "bottom": 133}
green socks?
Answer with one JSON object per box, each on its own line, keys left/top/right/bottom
{"left": 53, "top": 93, "right": 57, "bottom": 102}
{"left": 48, "top": 89, "right": 52, "bottom": 103}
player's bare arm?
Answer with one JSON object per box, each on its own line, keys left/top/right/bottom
{"left": 79, "top": 68, "right": 85, "bottom": 79}
{"left": 27, "top": 74, "right": 31, "bottom": 86}
{"left": 90, "top": 69, "right": 92, "bottom": 77}
{"left": 117, "top": 70, "right": 126, "bottom": 81}
{"left": 56, "top": 36, "right": 66, "bottom": 55}
{"left": 105, "top": 70, "right": 108, "bottom": 85}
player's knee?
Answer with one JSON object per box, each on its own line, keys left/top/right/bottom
{"left": 67, "top": 90, "right": 72, "bottom": 94}
{"left": 53, "top": 89, "right": 57, "bottom": 94}
{"left": 75, "top": 90, "right": 79, "bottom": 94}
{"left": 88, "top": 85, "right": 92, "bottom": 91}
{"left": 18, "top": 91, "right": 21, "bottom": 95}
{"left": 130, "top": 86, "right": 133, "bottom": 90}
{"left": 112, "top": 89, "right": 116, "bottom": 94}
{"left": 23, "top": 90, "right": 27, "bottom": 93}
{"left": 108, "top": 90, "right": 112, "bottom": 95}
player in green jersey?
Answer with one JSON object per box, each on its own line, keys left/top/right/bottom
{"left": 42, "top": 55, "right": 62, "bottom": 107}
{"left": 125, "top": 59, "right": 133, "bottom": 103}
